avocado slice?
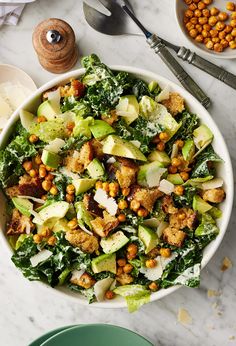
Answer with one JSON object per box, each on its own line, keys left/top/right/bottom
{"left": 72, "top": 178, "right": 97, "bottom": 195}
{"left": 167, "top": 174, "right": 184, "bottom": 185}
{"left": 91, "top": 253, "right": 116, "bottom": 274}
{"left": 193, "top": 195, "right": 212, "bottom": 214}
{"left": 42, "top": 149, "right": 61, "bottom": 169}
{"left": 102, "top": 135, "right": 147, "bottom": 162}
{"left": 75, "top": 201, "right": 94, "bottom": 231}
{"left": 182, "top": 139, "right": 195, "bottom": 161}
{"left": 19, "top": 109, "right": 35, "bottom": 132}
{"left": 87, "top": 158, "right": 105, "bottom": 179}
{"left": 148, "top": 81, "right": 158, "bottom": 92}
{"left": 193, "top": 124, "right": 213, "bottom": 149}
{"left": 12, "top": 197, "right": 33, "bottom": 217}
{"left": 34, "top": 201, "right": 70, "bottom": 225}
{"left": 100, "top": 231, "right": 129, "bottom": 254}
{"left": 37, "top": 100, "right": 59, "bottom": 120}
{"left": 89, "top": 120, "right": 115, "bottom": 139}
{"left": 116, "top": 95, "right": 139, "bottom": 125}
{"left": 148, "top": 150, "right": 171, "bottom": 167}
{"left": 137, "top": 161, "right": 167, "bottom": 188}
{"left": 138, "top": 225, "right": 159, "bottom": 254}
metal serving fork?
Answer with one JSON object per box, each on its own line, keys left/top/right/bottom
{"left": 83, "top": 0, "right": 236, "bottom": 102}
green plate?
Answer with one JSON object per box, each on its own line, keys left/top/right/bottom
{"left": 41, "top": 324, "right": 153, "bottom": 346}
{"left": 28, "top": 325, "right": 76, "bottom": 346}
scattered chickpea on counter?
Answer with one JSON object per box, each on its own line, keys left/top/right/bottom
{"left": 183, "top": 0, "right": 236, "bottom": 52}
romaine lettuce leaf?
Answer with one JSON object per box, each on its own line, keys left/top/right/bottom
{"left": 191, "top": 145, "right": 222, "bottom": 178}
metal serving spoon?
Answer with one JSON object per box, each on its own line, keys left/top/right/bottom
{"left": 83, "top": 0, "right": 236, "bottom": 95}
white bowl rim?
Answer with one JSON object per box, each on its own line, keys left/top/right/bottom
{"left": 175, "top": 0, "right": 236, "bottom": 60}
{"left": 0, "top": 63, "right": 37, "bottom": 91}
{"left": 0, "top": 65, "right": 234, "bottom": 309}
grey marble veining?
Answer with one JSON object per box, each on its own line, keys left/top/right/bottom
{"left": 0, "top": 1, "right": 236, "bottom": 345}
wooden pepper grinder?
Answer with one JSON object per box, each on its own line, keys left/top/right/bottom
{"left": 32, "top": 18, "right": 78, "bottom": 74}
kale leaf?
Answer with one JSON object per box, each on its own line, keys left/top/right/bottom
{"left": 191, "top": 144, "right": 222, "bottom": 178}
{"left": 173, "top": 186, "right": 197, "bottom": 208}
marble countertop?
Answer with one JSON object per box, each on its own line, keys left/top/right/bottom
{"left": 0, "top": 0, "right": 236, "bottom": 345}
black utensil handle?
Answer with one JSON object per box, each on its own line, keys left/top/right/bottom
{"left": 147, "top": 35, "right": 211, "bottom": 109}
{"left": 177, "top": 46, "right": 236, "bottom": 90}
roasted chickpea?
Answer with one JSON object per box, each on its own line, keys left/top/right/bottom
{"left": 178, "top": 211, "right": 186, "bottom": 220}
{"left": 67, "top": 219, "right": 78, "bottom": 230}
{"left": 226, "top": 2, "right": 235, "bottom": 11}
{"left": 105, "top": 290, "right": 115, "bottom": 300}
{"left": 149, "top": 282, "right": 158, "bottom": 291}
{"left": 208, "top": 15, "right": 218, "bottom": 26}
{"left": 210, "top": 29, "right": 218, "bottom": 38}
{"left": 215, "top": 21, "right": 226, "bottom": 31}
{"left": 226, "top": 33, "right": 234, "bottom": 42}
{"left": 218, "top": 12, "right": 228, "bottom": 21}
{"left": 39, "top": 166, "right": 47, "bottom": 178}
{"left": 212, "top": 37, "right": 220, "bottom": 43}
{"left": 210, "top": 7, "right": 220, "bottom": 16}
{"left": 204, "top": 37, "right": 211, "bottom": 44}
{"left": 137, "top": 208, "right": 149, "bottom": 218}
{"left": 202, "top": 9, "right": 210, "bottom": 17}
{"left": 189, "top": 3, "right": 198, "bottom": 11}
{"left": 41, "top": 227, "right": 52, "bottom": 238}
{"left": 118, "top": 199, "right": 128, "bottom": 210}
{"left": 203, "top": 23, "right": 211, "bottom": 31}
{"left": 189, "top": 28, "right": 198, "bottom": 38}
{"left": 45, "top": 173, "right": 54, "bottom": 181}
{"left": 118, "top": 213, "right": 126, "bottom": 222}
{"left": 225, "top": 25, "right": 233, "bottom": 33}
{"left": 206, "top": 41, "right": 214, "bottom": 49}
{"left": 50, "top": 185, "right": 58, "bottom": 195}
{"left": 203, "top": 0, "right": 212, "bottom": 4}
{"left": 95, "top": 181, "right": 103, "bottom": 189}
{"left": 174, "top": 185, "right": 185, "bottom": 196}
{"left": 198, "top": 2, "right": 206, "bottom": 10}
{"left": 231, "top": 28, "right": 236, "bottom": 36}
{"left": 66, "top": 184, "right": 75, "bottom": 195}
{"left": 195, "top": 24, "right": 203, "bottom": 32}
{"left": 29, "top": 134, "right": 39, "bottom": 143}
{"left": 185, "top": 9, "right": 194, "bottom": 18}
{"left": 201, "top": 29, "right": 209, "bottom": 38}
{"left": 160, "top": 248, "right": 172, "bottom": 258}
{"left": 175, "top": 139, "right": 184, "bottom": 148}
{"left": 116, "top": 267, "right": 123, "bottom": 276}
{"left": 33, "top": 234, "right": 42, "bottom": 244}
{"left": 194, "top": 9, "right": 202, "bottom": 17}
{"left": 23, "top": 160, "right": 32, "bottom": 171}
{"left": 231, "top": 12, "right": 236, "bottom": 20}
{"left": 146, "top": 259, "right": 157, "bottom": 268}
{"left": 29, "top": 169, "right": 37, "bottom": 178}
{"left": 156, "top": 142, "right": 165, "bottom": 152}
{"left": 186, "top": 22, "right": 195, "bottom": 31}
{"left": 35, "top": 155, "right": 42, "bottom": 165}
{"left": 109, "top": 190, "right": 117, "bottom": 198}
{"left": 117, "top": 258, "right": 126, "bottom": 267}
{"left": 229, "top": 40, "right": 236, "bottom": 48}
{"left": 221, "top": 39, "right": 229, "bottom": 48}
{"left": 102, "top": 182, "right": 110, "bottom": 192}
{"left": 180, "top": 172, "right": 189, "bottom": 181}
{"left": 159, "top": 132, "right": 169, "bottom": 141}
{"left": 66, "top": 193, "right": 74, "bottom": 203}
{"left": 190, "top": 17, "right": 198, "bottom": 24}
{"left": 122, "top": 187, "right": 130, "bottom": 197}
{"left": 230, "top": 19, "right": 236, "bottom": 27}
{"left": 172, "top": 157, "right": 182, "bottom": 167}
{"left": 130, "top": 199, "right": 140, "bottom": 211}
{"left": 214, "top": 43, "right": 224, "bottom": 52}
{"left": 127, "top": 243, "right": 138, "bottom": 260}
{"left": 123, "top": 264, "right": 133, "bottom": 274}
{"left": 47, "top": 236, "right": 56, "bottom": 246}
{"left": 198, "top": 16, "right": 208, "bottom": 25}
{"left": 184, "top": 0, "right": 192, "bottom": 5}
{"left": 219, "top": 30, "right": 227, "bottom": 40}
{"left": 168, "top": 165, "right": 178, "bottom": 174}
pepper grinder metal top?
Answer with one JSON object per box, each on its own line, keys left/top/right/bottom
{"left": 32, "top": 18, "right": 78, "bottom": 74}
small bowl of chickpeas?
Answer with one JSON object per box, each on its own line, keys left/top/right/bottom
{"left": 176, "top": 0, "right": 236, "bottom": 58}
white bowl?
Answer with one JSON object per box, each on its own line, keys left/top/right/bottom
{"left": 0, "top": 66, "right": 234, "bottom": 309}
{"left": 0, "top": 64, "right": 37, "bottom": 91}
{"left": 175, "top": 0, "right": 236, "bottom": 59}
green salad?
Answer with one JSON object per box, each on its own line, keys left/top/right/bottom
{"left": 0, "top": 55, "right": 225, "bottom": 312}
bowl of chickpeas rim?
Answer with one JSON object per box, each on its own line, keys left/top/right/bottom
{"left": 176, "top": 0, "right": 236, "bottom": 59}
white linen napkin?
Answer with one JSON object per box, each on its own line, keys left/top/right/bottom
{"left": 0, "top": 1, "right": 35, "bottom": 26}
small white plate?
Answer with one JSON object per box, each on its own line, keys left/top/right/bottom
{"left": 175, "top": 0, "right": 236, "bottom": 59}
{"left": 0, "top": 64, "right": 37, "bottom": 91}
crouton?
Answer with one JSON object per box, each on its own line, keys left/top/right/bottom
{"left": 101, "top": 110, "right": 118, "bottom": 126}
{"left": 202, "top": 188, "right": 225, "bottom": 204}
{"left": 116, "top": 273, "right": 134, "bottom": 285}
{"left": 133, "top": 187, "right": 163, "bottom": 212}
{"left": 169, "top": 208, "right": 198, "bottom": 230}
{"left": 6, "top": 175, "right": 45, "bottom": 198}
{"left": 90, "top": 211, "right": 119, "bottom": 237}
{"left": 116, "top": 158, "right": 138, "bottom": 188}
{"left": 90, "top": 139, "right": 104, "bottom": 159}
{"left": 83, "top": 194, "right": 103, "bottom": 217}
{"left": 64, "top": 142, "right": 93, "bottom": 174}
{"left": 70, "top": 272, "right": 96, "bottom": 289}
{"left": 161, "top": 92, "right": 185, "bottom": 116}
{"left": 162, "top": 195, "right": 178, "bottom": 214}
{"left": 162, "top": 226, "right": 186, "bottom": 247}
{"left": 65, "top": 228, "right": 99, "bottom": 254}
{"left": 7, "top": 209, "right": 35, "bottom": 235}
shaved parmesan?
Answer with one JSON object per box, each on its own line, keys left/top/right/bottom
{"left": 155, "top": 85, "right": 170, "bottom": 103}
{"left": 140, "top": 253, "right": 177, "bottom": 281}
{"left": 130, "top": 140, "right": 141, "bottom": 148}
{"left": 157, "top": 221, "right": 169, "bottom": 238}
{"left": 158, "top": 179, "right": 174, "bottom": 195}
{"left": 47, "top": 88, "right": 61, "bottom": 114}
{"left": 94, "top": 188, "right": 118, "bottom": 216}
{"left": 30, "top": 249, "right": 52, "bottom": 267}
{"left": 202, "top": 178, "right": 223, "bottom": 190}
{"left": 178, "top": 308, "right": 192, "bottom": 325}
{"left": 45, "top": 138, "right": 66, "bottom": 153}
{"left": 59, "top": 167, "right": 80, "bottom": 180}
{"left": 171, "top": 143, "right": 179, "bottom": 159}
{"left": 19, "top": 195, "right": 45, "bottom": 204}
{"left": 106, "top": 157, "right": 116, "bottom": 163}
{"left": 94, "top": 277, "right": 114, "bottom": 302}
{"left": 71, "top": 269, "right": 85, "bottom": 281}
